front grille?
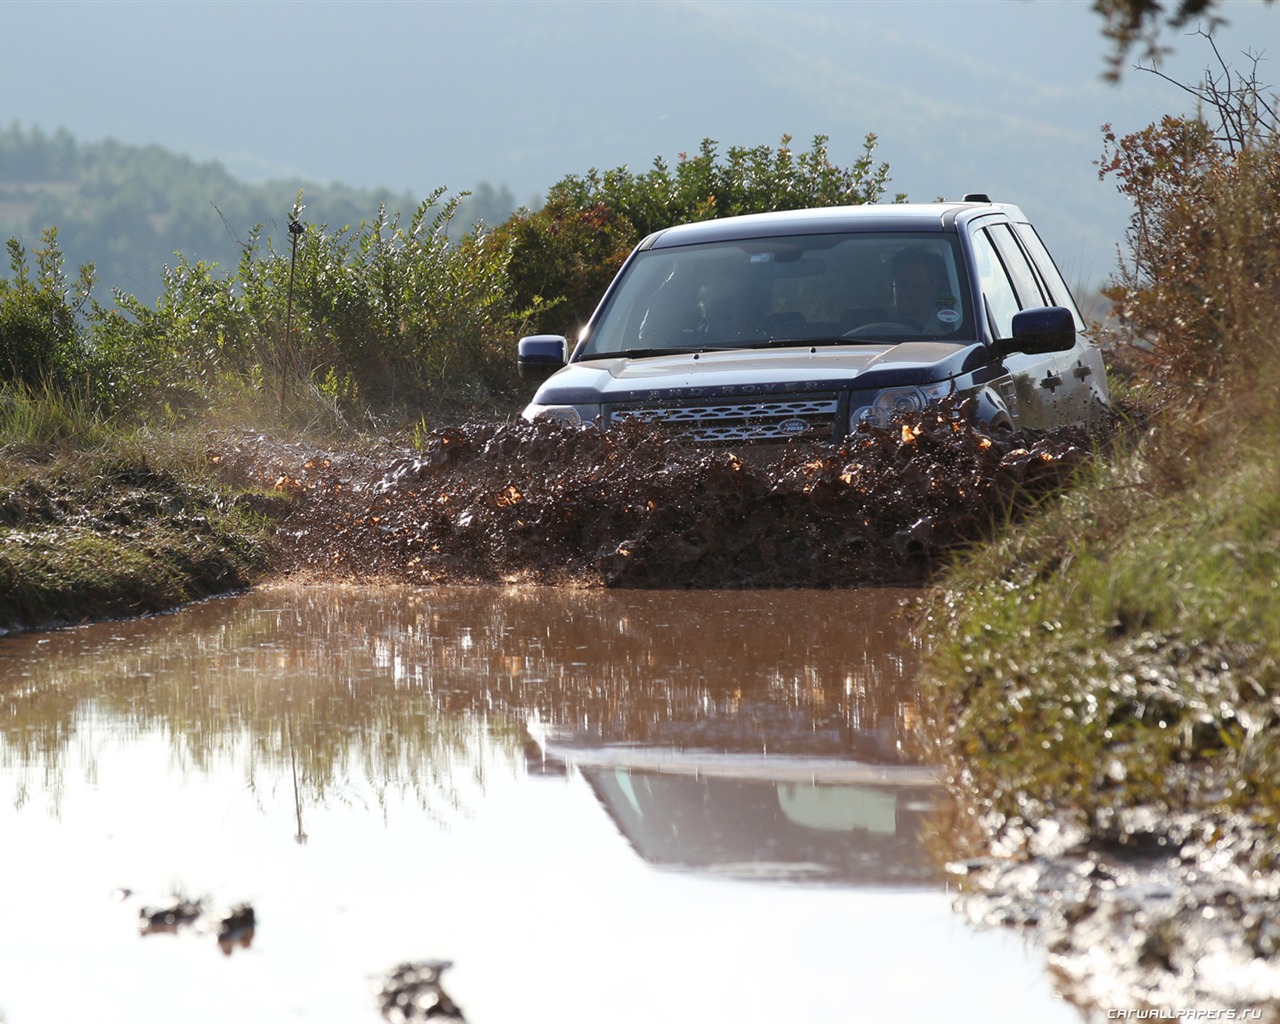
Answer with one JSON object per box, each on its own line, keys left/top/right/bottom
{"left": 609, "top": 396, "right": 839, "bottom": 443}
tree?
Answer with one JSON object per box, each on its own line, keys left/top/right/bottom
{"left": 1098, "top": 38, "right": 1279, "bottom": 381}
{"left": 1090, "top": 0, "right": 1275, "bottom": 80}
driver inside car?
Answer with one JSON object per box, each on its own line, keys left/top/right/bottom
{"left": 889, "top": 249, "right": 953, "bottom": 332}
{"left": 698, "top": 268, "right": 769, "bottom": 344}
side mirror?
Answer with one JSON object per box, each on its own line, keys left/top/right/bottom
{"left": 998, "top": 306, "right": 1076, "bottom": 356}
{"left": 517, "top": 334, "right": 568, "bottom": 381}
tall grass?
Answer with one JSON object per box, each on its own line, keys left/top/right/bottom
{"left": 83, "top": 191, "right": 525, "bottom": 430}
{"left": 0, "top": 383, "right": 119, "bottom": 465}
{"left": 3, "top": 133, "right": 918, "bottom": 433}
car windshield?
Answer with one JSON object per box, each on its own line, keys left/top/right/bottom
{"left": 581, "top": 232, "right": 972, "bottom": 357}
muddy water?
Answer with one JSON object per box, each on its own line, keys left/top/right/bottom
{"left": 0, "top": 585, "right": 1081, "bottom": 1024}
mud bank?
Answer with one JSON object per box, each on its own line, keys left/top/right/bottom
{"left": 0, "top": 457, "right": 269, "bottom": 633}
{"left": 952, "top": 812, "right": 1280, "bottom": 1017}
{"left": 208, "top": 403, "right": 1099, "bottom": 589}
{"left": 918, "top": 419, "right": 1280, "bottom": 1017}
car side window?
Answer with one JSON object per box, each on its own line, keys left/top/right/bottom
{"left": 970, "top": 229, "right": 1020, "bottom": 340}
{"left": 1013, "top": 223, "right": 1086, "bottom": 330}
{"left": 988, "top": 225, "right": 1047, "bottom": 309}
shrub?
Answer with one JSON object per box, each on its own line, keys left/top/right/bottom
{"left": 1099, "top": 42, "right": 1279, "bottom": 385}
{"left": 499, "top": 201, "right": 637, "bottom": 343}
{"left": 292, "top": 193, "right": 519, "bottom": 408}
{"left": 0, "top": 229, "right": 92, "bottom": 392}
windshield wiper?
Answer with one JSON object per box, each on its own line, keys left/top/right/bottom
{"left": 578, "top": 347, "right": 721, "bottom": 361}
{"left": 578, "top": 339, "right": 877, "bottom": 360}
{"left": 758, "top": 336, "right": 884, "bottom": 348}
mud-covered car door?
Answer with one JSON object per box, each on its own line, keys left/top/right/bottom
{"left": 1012, "top": 221, "right": 1109, "bottom": 424}
{"left": 971, "top": 227, "right": 1062, "bottom": 429}
{"left": 972, "top": 226, "right": 1085, "bottom": 430}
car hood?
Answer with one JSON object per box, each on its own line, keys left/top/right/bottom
{"left": 532, "top": 341, "right": 988, "bottom": 406}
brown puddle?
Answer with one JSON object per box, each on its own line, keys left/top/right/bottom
{"left": 0, "top": 584, "right": 1085, "bottom": 1023}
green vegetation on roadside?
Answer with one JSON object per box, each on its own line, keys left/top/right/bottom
{"left": 920, "top": 397, "right": 1280, "bottom": 863}
{"left": 3, "top": 134, "right": 890, "bottom": 430}
{"left": 919, "top": 51, "right": 1280, "bottom": 866}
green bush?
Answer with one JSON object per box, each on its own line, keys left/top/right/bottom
{"left": 0, "top": 229, "right": 92, "bottom": 392}
{"left": 549, "top": 133, "right": 899, "bottom": 235}
{"left": 499, "top": 201, "right": 637, "bottom": 344}
{"left": 292, "top": 192, "right": 518, "bottom": 408}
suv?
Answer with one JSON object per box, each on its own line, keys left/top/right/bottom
{"left": 517, "top": 197, "right": 1109, "bottom": 442}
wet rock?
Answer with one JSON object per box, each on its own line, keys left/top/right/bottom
{"left": 376, "top": 959, "right": 465, "bottom": 1023}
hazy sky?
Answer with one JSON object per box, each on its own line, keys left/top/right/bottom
{"left": 3, "top": 0, "right": 1276, "bottom": 284}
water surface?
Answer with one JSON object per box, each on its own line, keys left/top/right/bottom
{"left": 0, "top": 584, "right": 1080, "bottom": 1023}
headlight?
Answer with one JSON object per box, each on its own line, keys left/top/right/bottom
{"left": 849, "top": 384, "right": 955, "bottom": 430}
{"left": 521, "top": 404, "right": 601, "bottom": 427}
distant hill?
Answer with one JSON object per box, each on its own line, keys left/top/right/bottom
{"left": 0, "top": 123, "right": 520, "bottom": 303}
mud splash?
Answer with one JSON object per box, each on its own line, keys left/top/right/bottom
{"left": 209, "top": 399, "right": 1107, "bottom": 588}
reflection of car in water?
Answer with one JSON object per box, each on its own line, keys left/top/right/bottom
{"left": 508, "top": 587, "right": 941, "bottom": 886}
{"left": 518, "top": 198, "right": 1110, "bottom": 441}
{"left": 531, "top": 730, "right": 943, "bottom": 887}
